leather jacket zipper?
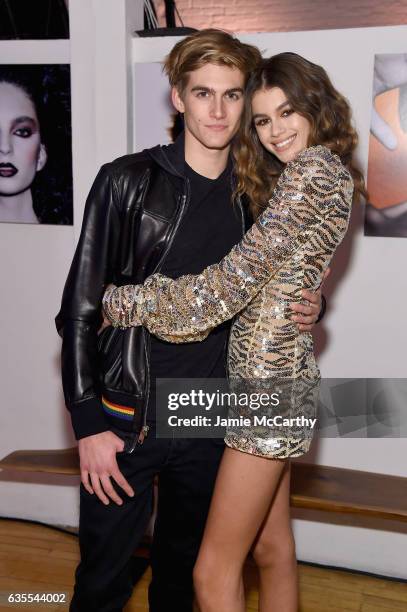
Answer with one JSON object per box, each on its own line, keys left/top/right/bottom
{"left": 231, "top": 172, "right": 246, "bottom": 237}
{"left": 131, "top": 185, "right": 190, "bottom": 444}
{"left": 223, "top": 190, "right": 246, "bottom": 374}
{"left": 224, "top": 188, "right": 249, "bottom": 380}
{"left": 125, "top": 423, "right": 150, "bottom": 454}
{"left": 137, "top": 425, "right": 150, "bottom": 444}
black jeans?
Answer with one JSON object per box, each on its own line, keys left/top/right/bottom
{"left": 70, "top": 428, "right": 225, "bottom": 612}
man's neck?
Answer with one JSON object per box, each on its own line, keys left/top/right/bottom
{"left": 184, "top": 130, "right": 230, "bottom": 180}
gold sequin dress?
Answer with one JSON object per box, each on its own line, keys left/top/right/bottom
{"left": 103, "top": 146, "right": 354, "bottom": 458}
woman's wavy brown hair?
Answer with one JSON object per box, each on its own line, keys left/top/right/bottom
{"left": 233, "top": 52, "right": 367, "bottom": 218}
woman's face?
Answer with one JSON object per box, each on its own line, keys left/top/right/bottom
{"left": 0, "top": 81, "right": 46, "bottom": 197}
{"left": 252, "top": 86, "right": 311, "bottom": 163}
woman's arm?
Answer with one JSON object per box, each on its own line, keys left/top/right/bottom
{"left": 103, "top": 146, "right": 352, "bottom": 343}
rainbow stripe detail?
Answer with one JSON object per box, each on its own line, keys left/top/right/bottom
{"left": 102, "top": 396, "right": 135, "bottom": 421}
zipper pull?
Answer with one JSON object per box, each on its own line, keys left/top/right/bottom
{"left": 137, "top": 425, "right": 150, "bottom": 445}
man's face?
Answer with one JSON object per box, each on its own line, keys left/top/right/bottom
{"left": 172, "top": 63, "right": 245, "bottom": 151}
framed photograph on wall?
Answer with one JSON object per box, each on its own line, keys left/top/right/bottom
{"left": 365, "top": 53, "right": 407, "bottom": 237}
{"left": 0, "top": 64, "right": 72, "bottom": 225}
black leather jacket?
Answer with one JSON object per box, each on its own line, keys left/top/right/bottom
{"left": 55, "top": 135, "right": 251, "bottom": 441}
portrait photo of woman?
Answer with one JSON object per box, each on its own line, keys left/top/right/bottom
{"left": 0, "top": 64, "right": 72, "bottom": 225}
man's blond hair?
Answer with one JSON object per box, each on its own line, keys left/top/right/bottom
{"left": 164, "top": 29, "right": 262, "bottom": 92}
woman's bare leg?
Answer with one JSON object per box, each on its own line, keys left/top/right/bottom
{"left": 193, "top": 446, "right": 286, "bottom": 612}
{"left": 252, "top": 461, "right": 298, "bottom": 612}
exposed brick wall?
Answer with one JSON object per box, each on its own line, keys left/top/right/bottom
{"left": 153, "top": 0, "right": 407, "bottom": 32}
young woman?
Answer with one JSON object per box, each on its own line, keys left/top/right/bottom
{"left": 103, "top": 53, "right": 365, "bottom": 612}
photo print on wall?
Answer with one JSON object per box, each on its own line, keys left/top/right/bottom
{"left": 365, "top": 53, "right": 407, "bottom": 237}
{"left": 0, "top": 64, "right": 72, "bottom": 225}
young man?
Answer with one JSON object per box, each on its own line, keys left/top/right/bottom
{"left": 56, "top": 29, "right": 324, "bottom": 612}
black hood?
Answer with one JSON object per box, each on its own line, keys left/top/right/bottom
{"left": 147, "top": 131, "right": 234, "bottom": 181}
{"left": 147, "top": 132, "right": 186, "bottom": 178}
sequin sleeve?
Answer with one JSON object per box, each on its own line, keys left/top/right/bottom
{"left": 103, "top": 146, "right": 352, "bottom": 343}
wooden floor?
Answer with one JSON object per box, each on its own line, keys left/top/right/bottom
{"left": 0, "top": 519, "right": 405, "bottom": 611}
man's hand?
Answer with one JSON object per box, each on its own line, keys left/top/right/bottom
{"left": 78, "top": 431, "right": 135, "bottom": 505}
{"left": 290, "top": 268, "right": 330, "bottom": 332}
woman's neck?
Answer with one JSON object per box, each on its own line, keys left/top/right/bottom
{"left": 0, "top": 190, "right": 39, "bottom": 224}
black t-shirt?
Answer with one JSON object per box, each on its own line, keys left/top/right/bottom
{"left": 147, "top": 161, "right": 243, "bottom": 421}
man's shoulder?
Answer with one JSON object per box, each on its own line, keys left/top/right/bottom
{"left": 102, "top": 148, "right": 158, "bottom": 179}
{"left": 100, "top": 138, "right": 183, "bottom": 183}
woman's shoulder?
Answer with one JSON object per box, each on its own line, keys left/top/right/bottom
{"left": 291, "top": 144, "right": 339, "bottom": 167}
{"left": 285, "top": 145, "right": 352, "bottom": 184}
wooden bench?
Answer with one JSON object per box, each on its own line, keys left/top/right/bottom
{"left": 1, "top": 447, "right": 406, "bottom": 522}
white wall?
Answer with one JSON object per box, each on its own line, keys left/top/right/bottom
{"left": 1, "top": 7, "right": 406, "bottom": 581}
